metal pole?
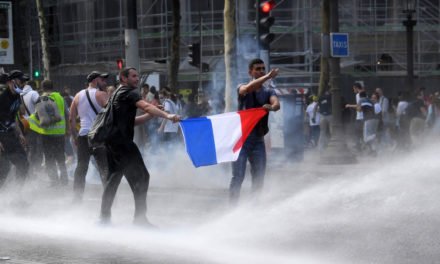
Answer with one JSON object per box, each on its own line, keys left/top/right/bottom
{"left": 320, "top": 0, "right": 356, "bottom": 164}
{"left": 198, "top": 14, "right": 203, "bottom": 103}
{"left": 125, "top": 0, "right": 140, "bottom": 72}
{"left": 256, "top": 0, "right": 261, "bottom": 53}
{"left": 29, "top": 35, "right": 33, "bottom": 80}
{"left": 329, "top": 0, "right": 341, "bottom": 128}
{"left": 403, "top": 12, "right": 416, "bottom": 94}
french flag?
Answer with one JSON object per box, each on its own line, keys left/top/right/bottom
{"left": 179, "top": 108, "right": 267, "bottom": 167}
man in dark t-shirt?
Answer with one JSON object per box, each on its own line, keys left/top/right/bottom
{"left": 100, "top": 67, "right": 180, "bottom": 226}
{"left": 230, "top": 58, "right": 280, "bottom": 204}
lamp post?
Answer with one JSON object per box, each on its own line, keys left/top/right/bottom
{"left": 403, "top": 0, "right": 417, "bottom": 94}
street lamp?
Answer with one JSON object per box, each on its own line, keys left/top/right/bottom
{"left": 402, "top": 0, "right": 417, "bottom": 94}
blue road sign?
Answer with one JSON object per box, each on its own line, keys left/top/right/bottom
{"left": 330, "top": 33, "right": 349, "bottom": 57}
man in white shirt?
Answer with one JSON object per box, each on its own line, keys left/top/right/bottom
{"left": 20, "top": 80, "right": 42, "bottom": 171}
{"left": 345, "top": 82, "right": 365, "bottom": 150}
{"left": 158, "top": 90, "right": 179, "bottom": 150}
{"left": 69, "top": 71, "right": 109, "bottom": 202}
{"left": 306, "top": 96, "right": 320, "bottom": 147}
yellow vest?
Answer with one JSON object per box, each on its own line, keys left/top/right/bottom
{"left": 29, "top": 92, "right": 66, "bottom": 135}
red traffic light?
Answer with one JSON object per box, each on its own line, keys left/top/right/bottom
{"left": 116, "top": 59, "right": 124, "bottom": 70}
{"left": 260, "top": 0, "right": 275, "bottom": 13}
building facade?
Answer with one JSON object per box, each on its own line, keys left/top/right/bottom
{"left": 5, "top": 0, "right": 440, "bottom": 97}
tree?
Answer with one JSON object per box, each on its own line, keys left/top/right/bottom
{"left": 318, "top": 0, "right": 330, "bottom": 97}
{"left": 223, "top": 0, "right": 237, "bottom": 112}
{"left": 168, "top": 0, "right": 181, "bottom": 93}
{"left": 35, "top": 0, "right": 50, "bottom": 80}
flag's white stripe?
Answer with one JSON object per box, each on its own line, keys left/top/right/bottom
{"left": 208, "top": 112, "right": 242, "bottom": 163}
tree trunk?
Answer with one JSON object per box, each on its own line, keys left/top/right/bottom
{"left": 224, "top": 0, "right": 237, "bottom": 112}
{"left": 318, "top": 0, "right": 330, "bottom": 96}
{"left": 168, "top": 0, "right": 181, "bottom": 94}
{"left": 35, "top": 0, "right": 50, "bottom": 80}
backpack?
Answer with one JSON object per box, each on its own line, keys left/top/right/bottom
{"left": 87, "top": 87, "right": 121, "bottom": 147}
{"left": 35, "top": 94, "right": 62, "bottom": 128}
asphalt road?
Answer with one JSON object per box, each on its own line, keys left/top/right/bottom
{"left": 2, "top": 146, "right": 440, "bottom": 264}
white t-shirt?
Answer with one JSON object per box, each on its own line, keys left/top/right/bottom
{"left": 21, "top": 85, "right": 40, "bottom": 119}
{"left": 163, "top": 99, "right": 179, "bottom": 133}
{"left": 396, "top": 101, "right": 409, "bottom": 117}
{"left": 306, "top": 102, "right": 320, "bottom": 126}
{"left": 356, "top": 93, "right": 364, "bottom": 120}
{"left": 374, "top": 103, "right": 382, "bottom": 114}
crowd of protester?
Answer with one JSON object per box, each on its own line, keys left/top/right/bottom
{"left": 304, "top": 82, "right": 440, "bottom": 156}
{"left": 0, "top": 68, "right": 216, "bottom": 220}
{"left": 4, "top": 66, "right": 440, "bottom": 225}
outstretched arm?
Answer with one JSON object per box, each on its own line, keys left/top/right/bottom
{"left": 134, "top": 113, "right": 154, "bottom": 125}
{"left": 135, "top": 99, "right": 180, "bottom": 123}
{"left": 238, "top": 68, "right": 279, "bottom": 96}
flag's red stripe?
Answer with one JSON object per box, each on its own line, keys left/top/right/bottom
{"left": 232, "top": 108, "right": 268, "bottom": 153}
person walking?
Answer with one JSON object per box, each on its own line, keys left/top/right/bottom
{"left": 28, "top": 80, "right": 69, "bottom": 186}
{"left": 69, "top": 71, "right": 110, "bottom": 202}
{"left": 306, "top": 95, "right": 320, "bottom": 147}
{"left": 0, "top": 71, "right": 29, "bottom": 190}
{"left": 230, "top": 58, "right": 280, "bottom": 204}
{"left": 20, "top": 80, "right": 43, "bottom": 172}
{"left": 100, "top": 67, "right": 179, "bottom": 226}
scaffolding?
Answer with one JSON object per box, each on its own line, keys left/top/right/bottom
{"left": 28, "top": 0, "right": 440, "bottom": 86}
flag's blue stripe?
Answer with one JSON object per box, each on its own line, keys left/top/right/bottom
{"left": 180, "top": 117, "right": 217, "bottom": 167}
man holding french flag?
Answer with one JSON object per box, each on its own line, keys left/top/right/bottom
{"left": 180, "top": 58, "right": 280, "bottom": 204}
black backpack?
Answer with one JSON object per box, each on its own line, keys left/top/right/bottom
{"left": 87, "top": 87, "right": 121, "bottom": 146}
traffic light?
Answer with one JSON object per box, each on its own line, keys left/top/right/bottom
{"left": 33, "top": 70, "right": 40, "bottom": 78}
{"left": 188, "top": 42, "right": 201, "bottom": 67}
{"left": 257, "top": 0, "right": 276, "bottom": 50}
{"left": 116, "top": 58, "right": 124, "bottom": 70}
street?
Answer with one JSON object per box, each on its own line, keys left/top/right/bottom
{"left": 1, "top": 145, "right": 440, "bottom": 264}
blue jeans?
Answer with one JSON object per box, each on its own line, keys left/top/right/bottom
{"left": 230, "top": 135, "right": 266, "bottom": 203}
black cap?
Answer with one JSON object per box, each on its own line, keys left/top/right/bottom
{"left": 86, "top": 71, "right": 109, "bottom": 83}
{"left": 8, "top": 70, "right": 29, "bottom": 81}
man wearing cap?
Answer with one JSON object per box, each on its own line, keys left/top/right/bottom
{"left": 0, "top": 71, "right": 29, "bottom": 189}
{"left": 69, "top": 71, "right": 109, "bottom": 202}
{"left": 28, "top": 79, "right": 69, "bottom": 186}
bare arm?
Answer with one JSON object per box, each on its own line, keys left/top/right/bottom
{"left": 238, "top": 68, "right": 279, "bottom": 96}
{"left": 69, "top": 94, "right": 79, "bottom": 144}
{"left": 262, "top": 95, "right": 280, "bottom": 112}
{"left": 134, "top": 113, "right": 154, "bottom": 125}
{"left": 96, "top": 90, "right": 110, "bottom": 107}
{"left": 345, "top": 104, "right": 361, "bottom": 112}
{"left": 135, "top": 99, "right": 180, "bottom": 122}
